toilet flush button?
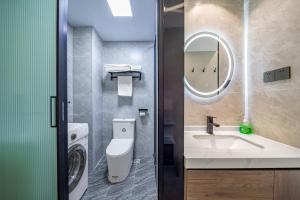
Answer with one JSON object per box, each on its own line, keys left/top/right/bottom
{"left": 122, "top": 128, "right": 126, "bottom": 132}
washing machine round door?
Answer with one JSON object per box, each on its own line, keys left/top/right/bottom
{"left": 68, "top": 144, "right": 87, "bottom": 193}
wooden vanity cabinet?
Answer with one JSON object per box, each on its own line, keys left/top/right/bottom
{"left": 274, "top": 170, "right": 300, "bottom": 200}
{"left": 185, "top": 169, "right": 300, "bottom": 200}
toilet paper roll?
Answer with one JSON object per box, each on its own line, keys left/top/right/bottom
{"left": 139, "top": 112, "right": 146, "bottom": 117}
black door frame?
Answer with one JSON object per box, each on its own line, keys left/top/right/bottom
{"left": 157, "top": 0, "right": 164, "bottom": 199}
{"left": 157, "top": 0, "right": 185, "bottom": 199}
{"left": 57, "top": 0, "right": 69, "bottom": 199}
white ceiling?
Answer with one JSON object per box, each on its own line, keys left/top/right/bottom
{"left": 68, "top": 0, "right": 156, "bottom": 42}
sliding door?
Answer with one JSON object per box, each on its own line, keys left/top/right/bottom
{"left": 0, "top": 0, "right": 58, "bottom": 199}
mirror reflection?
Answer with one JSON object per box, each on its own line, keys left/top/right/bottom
{"left": 184, "top": 33, "right": 233, "bottom": 97}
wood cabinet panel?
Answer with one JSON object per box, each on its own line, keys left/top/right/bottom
{"left": 274, "top": 170, "right": 300, "bottom": 200}
{"left": 185, "top": 170, "right": 274, "bottom": 200}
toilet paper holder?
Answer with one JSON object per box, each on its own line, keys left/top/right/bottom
{"left": 138, "top": 109, "right": 148, "bottom": 117}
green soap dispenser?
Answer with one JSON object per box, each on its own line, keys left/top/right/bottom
{"left": 239, "top": 122, "right": 253, "bottom": 134}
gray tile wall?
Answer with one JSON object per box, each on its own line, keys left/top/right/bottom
{"left": 92, "top": 29, "right": 104, "bottom": 166}
{"left": 102, "top": 42, "right": 155, "bottom": 158}
{"left": 67, "top": 24, "right": 73, "bottom": 122}
{"left": 72, "top": 26, "right": 104, "bottom": 171}
{"left": 73, "top": 27, "right": 93, "bottom": 171}
{"left": 69, "top": 26, "right": 155, "bottom": 169}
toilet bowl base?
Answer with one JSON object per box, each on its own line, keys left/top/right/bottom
{"left": 106, "top": 139, "right": 134, "bottom": 183}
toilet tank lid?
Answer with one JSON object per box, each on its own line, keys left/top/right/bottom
{"left": 113, "top": 118, "right": 136, "bottom": 122}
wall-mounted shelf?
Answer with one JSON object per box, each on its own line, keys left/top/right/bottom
{"left": 108, "top": 71, "right": 142, "bottom": 80}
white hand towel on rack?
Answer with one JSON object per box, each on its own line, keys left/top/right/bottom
{"left": 118, "top": 76, "right": 132, "bottom": 97}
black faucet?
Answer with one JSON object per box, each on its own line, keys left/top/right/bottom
{"left": 207, "top": 116, "right": 220, "bottom": 134}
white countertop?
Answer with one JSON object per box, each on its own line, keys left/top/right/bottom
{"left": 184, "top": 126, "right": 300, "bottom": 169}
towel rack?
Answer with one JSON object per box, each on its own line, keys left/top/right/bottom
{"left": 109, "top": 71, "right": 142, "bottom": 80}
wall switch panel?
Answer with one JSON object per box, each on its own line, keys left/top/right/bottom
{"left": 275, "top": 66, "right": 291, "bottom": 81}
{"left": 263, "top": 66, "right": 291, "bottom": 83}
{"left": 263, "top": 71, "right": 275, "bottom": 82}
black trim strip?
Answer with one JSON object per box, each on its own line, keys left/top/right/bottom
{"left": 157, "top": 0, "right": 164, "bottom": 199}
{"left": 57, "top": 0, "right": 69, "bottom": 199}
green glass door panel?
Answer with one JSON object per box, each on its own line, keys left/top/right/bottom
{"left": 0, "top": 0, "right": 57, "bottom": 200}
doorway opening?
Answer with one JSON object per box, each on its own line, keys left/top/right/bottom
{"left": 65, "top": 0, "right": 158, "bottom": 199}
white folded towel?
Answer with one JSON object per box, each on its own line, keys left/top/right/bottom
{"left": 104, "top": 64, "right": 131, "bottom": 72}
{"left": 130, "top": 65, "right": 142, "bottom": 72}
{"left": 118, "top": 76, "right": 132, "bottom": 97}
{"left": 104, "top": 64, "right": 142, "bottom": 72}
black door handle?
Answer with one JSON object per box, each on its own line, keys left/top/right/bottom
{"left": 50, "top": 96, "right": 57, "bottom": 128}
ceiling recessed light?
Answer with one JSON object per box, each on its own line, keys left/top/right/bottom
{"left": 107, "top": 0, "right": 133, "bottom": 17}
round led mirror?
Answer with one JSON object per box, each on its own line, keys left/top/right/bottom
{"left": 184, "top": 32, "right": 234, "bottom": 99}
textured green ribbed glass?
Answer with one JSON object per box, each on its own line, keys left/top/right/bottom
{"left": 0, "top": 0, "right": 57, "bottom": 200}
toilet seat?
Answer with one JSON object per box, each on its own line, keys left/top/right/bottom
{"left": 106, "top": 139, "right": 133, "bottom": 157}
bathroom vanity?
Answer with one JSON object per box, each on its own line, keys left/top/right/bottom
{"left": 184, "top": 127, "right": 300, "bottom": 200}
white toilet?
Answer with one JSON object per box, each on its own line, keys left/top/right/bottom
{"left": 106, "top": 118, "right": 135, "bottom": 183}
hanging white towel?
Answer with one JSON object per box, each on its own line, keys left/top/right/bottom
{"left": 118, "top": 76, "right": 132, "bottom": 97}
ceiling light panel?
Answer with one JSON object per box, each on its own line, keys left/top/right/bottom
{"left": 107, "top": 0, "right": 133, "bottom": 17}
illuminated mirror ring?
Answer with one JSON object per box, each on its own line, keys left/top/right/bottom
{"left": 184, "top": 32, "right": 234, "bottom": 98}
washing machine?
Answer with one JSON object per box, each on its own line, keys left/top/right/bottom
{"left": 68, "top": 123, "right": 89, "bottom": 200}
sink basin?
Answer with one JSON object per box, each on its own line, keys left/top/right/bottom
{"left": 192, "top": 135, "right": 264, "bottom": 150}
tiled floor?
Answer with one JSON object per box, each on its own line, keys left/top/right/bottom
{"left": 81, "top": 157, "right": 157, "bottom": 200}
